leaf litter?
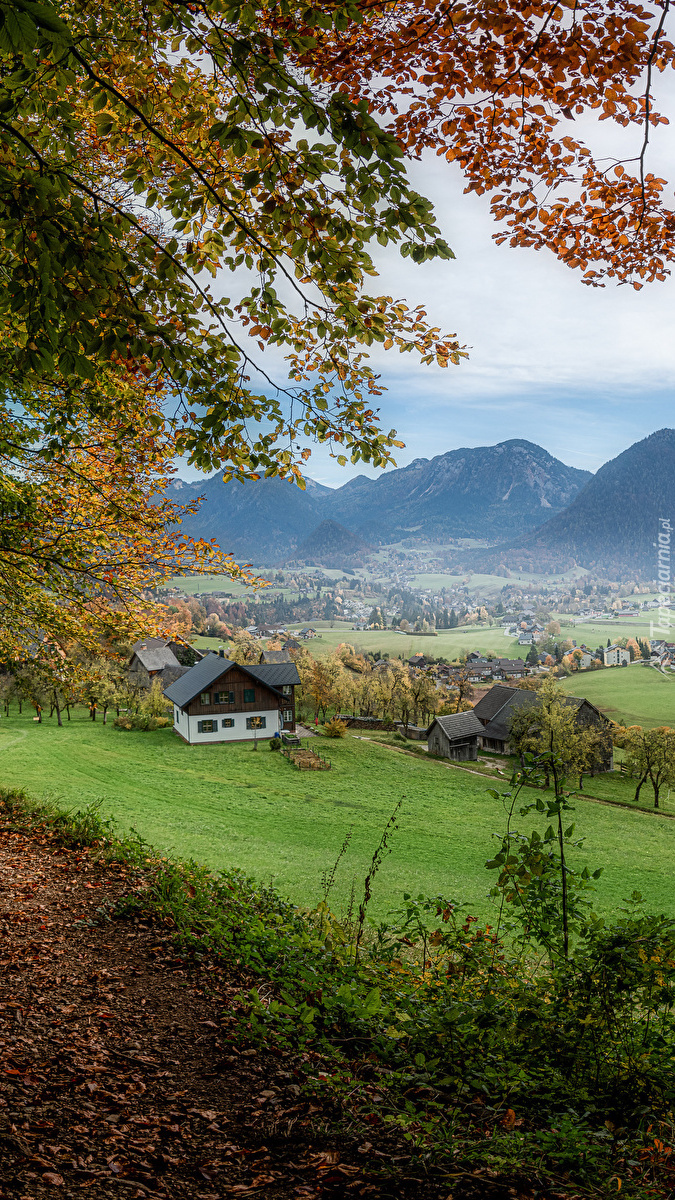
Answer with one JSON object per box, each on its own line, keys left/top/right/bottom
{"left": 0, "top": 822, "right": 463, "bottom": 1200}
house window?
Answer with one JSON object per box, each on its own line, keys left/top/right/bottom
{"left": 222, "top": 718, "right": 235, "bottom": 728}
{"left": 246, "top": 716, "right": 266, "bottom": 730}
{"left": 197, "top": 720, "right": 217, "bottom": 733}
{"left": 214, "top": 690, "right": 234, "bottom": 704}
{"left": 282, "top": 685, "right": 293, "bottom": 696}
{"left": 200, "top": 692, "right": 211, "bottom": 705}
{"left": 243, "top": 688, "right": 255, "bottom": 703}
{"left": 283, "top": 709, "right": 293, "bottom": 723}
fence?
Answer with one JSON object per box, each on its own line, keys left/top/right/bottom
{"left": 281, "top": 744, "right": 332, "bottom": 771}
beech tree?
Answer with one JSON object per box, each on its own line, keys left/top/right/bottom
{"left": 311, "top": 0, "right": 675, "bottom": 289}
{"left": 3, "top": 0, "right": 675, "bottom": 660}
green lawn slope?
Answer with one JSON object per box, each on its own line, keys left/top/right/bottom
{"left": 1, "top": 712, "right": 675, "bottom": 920}
{"left": 559, "top": 662, "right": 675, "bottom": 728}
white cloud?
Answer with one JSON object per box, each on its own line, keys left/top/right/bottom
{"left": 179, "top": 134, "right": 675, "bottom": 487}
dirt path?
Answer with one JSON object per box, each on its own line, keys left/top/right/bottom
{"left": 0, "top": 821, "right": 449, "bottom": 1199}
{"left": 353, "top": 737, "right": 506, "bottom": 782}
{"left": 355, "top": 737, "right": 675, "bottom": 821}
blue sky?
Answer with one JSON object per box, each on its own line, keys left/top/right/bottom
{"left": 180, "top": 140, "right": 675, "bottom": 488}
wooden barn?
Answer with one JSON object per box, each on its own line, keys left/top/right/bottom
{"left": 427, "top": 711, "right": 485, "bottom": 761}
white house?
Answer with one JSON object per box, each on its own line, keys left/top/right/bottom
{"left": 603, "top": 644, "right": 630, "bottom": 667}
{"left": 164, "top": 651, "right": 301, "bottom": 745}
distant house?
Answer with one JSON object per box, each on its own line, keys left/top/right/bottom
{"left": 472, "top": 684, "right": 612, "bottom": 767}
{"left": 259, "top": 649, "right": 293, "bottom": 664}
{"left": 466, "top": 664, "right": 492, "bottom": 683}
{"left": 129, "top": 637, "right": 201, "bottom": 687}
{"left": 300, "top": 627, "right": 317, "bottom": 639}
{"left": 493, "top": 657, "right": 526, "bottom": 679}
{"left": 603, "top": 644, "right": 630, "bottom": 667}
{"left": 283, "top": 638, "right": 302, "bottom": 652}
{"left": 518, "top": 633, "right": 535, "bottom": 646}
{"left": 408, "top": 654, "right": 428, "bottom": 669}
{"left": 165, "top": 650, "right": 301, "bottom": 745}
{"left": 427, "top": 711, "right": 485, "bottom": 761}
{"left": 574, "top": 651, "right": 596, "bottom": 669}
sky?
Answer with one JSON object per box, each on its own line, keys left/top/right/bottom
{"left": 179, "top": 83, "right": 675, "bottom": 490}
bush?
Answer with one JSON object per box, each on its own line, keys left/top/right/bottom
{"left": 323, "top": 717, "right": 348, "bottom": 738}
{"left": 269, "top": 737, "right": 282, "bottom": 751}
{"left": 113, "top": 714, "right": 170, "bottom": 732}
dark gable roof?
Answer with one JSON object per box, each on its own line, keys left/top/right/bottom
{"left": 164, "top": 653, "right": 300, "bottom": 708}
{"left": 480, "top": 689, "right": 599, "bottom": 743}
{"left": 132, "top": 644, "right": 181, "bottom": 672}
{"left": 430, "top": 711, "right": 485, "bottom": 740}
{"left": 482, "top": 689, "right": 538, "bottom": 742}
{"left": 164, "top": 653, "right": 234, "bottom": 706}
{"left": 259, "top": 650, "right": 292, "bottom": 664}
{"left": 248, "top": 662, "right": 301, "bottom": 689}
{"left": 473, "top": 685, "right": 521, "bottom": 725}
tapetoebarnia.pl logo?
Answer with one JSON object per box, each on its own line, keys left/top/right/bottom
{"left": 651, "top": 517, "right": 672, "bottom": 640}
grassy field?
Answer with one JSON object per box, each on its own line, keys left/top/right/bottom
{"left": 560, "top": 662, "right": 675, "bottom": 728}
{"left": 193, "top": 622, "right": 524, "bottom": 660}
{"left": 409, "top": 568, "right": 588, "bottom": 593}
{"left": 1, "top": 711, "right": 675, "bottom": 920}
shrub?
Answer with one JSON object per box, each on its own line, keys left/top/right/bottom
{"left": 113, "top": 714, "right": 170, "bottom": 732}
{"left": 324, "top": 717, "right": 348, "bottom": 738}
{"left": 269, "top": 737, "right": 282, "bottom": 751}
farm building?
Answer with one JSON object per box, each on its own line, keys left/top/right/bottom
{"left": 165, "top": 650, "right": 300, "bottom": 745}
{"left": 129, "top": 637, "right": 203, "bottom": 687}
{"left": 259, "top": 649, "right": 293, "bottom": 664}
{"left": 427, "top": 711, "right": 485, "bottom": 761}
{"left": 472, "top": 684, "right": 613, "bottom": 767}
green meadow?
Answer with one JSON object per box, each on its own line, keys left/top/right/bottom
{"left": 193, "top": 620, "right": 524, "bottom": 660}
{"left": 1, "top": 712, "right": 675, "bottom": 921}
{"left": 559, "top": 662, "right": 675, "bottom": 728}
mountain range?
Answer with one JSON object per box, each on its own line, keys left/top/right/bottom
{"left": 168, "top": 430, "right": 675, "bottom": 578}
{"left": 458, "top": 429, "right": 675, "bottom": 579}
{"left": 167, "top": 439, "right": 591, "bottom": 563}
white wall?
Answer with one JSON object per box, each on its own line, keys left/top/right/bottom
{"left": 173, "top": 707, "right": 280, "bottom": 744}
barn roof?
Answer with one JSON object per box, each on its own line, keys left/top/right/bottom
{"left": 473, "top": 685, "right": 521, "bottom": 725}
{"left": 164, "top": 653, "right": 300, "bottom": 708}
{"left": 481, "top": 689, "right": 538, "bottom": 742}
{"left": 480, "top": 689, "right": 593, "bottom": 743}
{"left": 259, "top": 650, "right": 293, "bottom": 664}
{"left": 429, "top": 711, "right": 485, "bottom": 740}
{"left": 132, "top": 644, "right": 181, "bottom": 672}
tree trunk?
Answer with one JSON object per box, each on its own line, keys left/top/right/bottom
{"left": 66, "top": 704, "right": 71, "bottom": 720}
{"left": 36, "top": 705, "right": 42, "bottom": 724}
{"left": 103, "top": 705, "right": 108, "bottom": 725}
{"left": 551, "top": 758, "right": 569, "bottom": 961}
{"left": 634, "top": 773, "right": 648, "bottom": 803}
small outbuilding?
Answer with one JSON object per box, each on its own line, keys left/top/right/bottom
{"left": 427, "top": 711, "right": 485, "bottom": 761}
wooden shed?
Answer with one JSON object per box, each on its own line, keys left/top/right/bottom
{"left": 427, "top": 711, "right": 485, "bottom": 761}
